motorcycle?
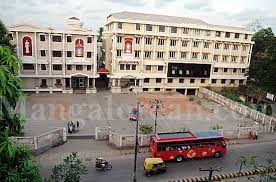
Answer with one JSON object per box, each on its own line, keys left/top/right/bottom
{"left": 95, "top": 157, "right": 112, "bottom": 171}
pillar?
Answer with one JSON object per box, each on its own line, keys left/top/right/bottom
{"left": 118, "top": 79, "right": 120, "bottom": 87}
{"left": 134, "top": 79, "right": 137, "bottom": 86}
{"left": 184, "top": 89, "right": 188, "bottom": 95}
{"left": 139, "top": 79, "right": 142, "bottom": 87}
{"left": 112, "top": 79, "right": 115, "bottom": 87}
{"left": 93, "top": 78, "right": 96, "bottom": 88}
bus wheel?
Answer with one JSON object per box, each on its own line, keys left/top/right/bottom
{"left": 214, "top": 151, "right": 222, "bottom": 158}
{"left": 176, "top": 155, "right": 184, "bottom": 162}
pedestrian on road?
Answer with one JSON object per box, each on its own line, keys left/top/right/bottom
{"left": 76, "top": 121, "right": 79, "bottom": 132}
{"left": 255, "top": 129, "right": 259, "bottom": 140}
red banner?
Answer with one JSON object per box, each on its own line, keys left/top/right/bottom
{"left": 75, "top": 39, "right": 84, "bottom": 57}
{"left": 124, "top": 38, "right": 133, "bottom": 54}
{"left": 22, "top": 36, "right": 32, "bottom": 56}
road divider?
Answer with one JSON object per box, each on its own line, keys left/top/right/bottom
{"left": 168, "top": 167, "right": 276, "bottom": 182}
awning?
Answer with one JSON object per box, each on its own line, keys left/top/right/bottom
{"left": 97, "top": 68, "right": 110, "bottom": 74}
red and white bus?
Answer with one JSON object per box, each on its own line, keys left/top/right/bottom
{"left": 149, "top": 131, "right": 227, "bottom": 162}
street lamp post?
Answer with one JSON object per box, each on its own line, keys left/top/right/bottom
{"left": 150, "top": 99, "right": 163, "bottom": 134}
{"left": 133, "top": 101, "right": 142, "bottom": 182}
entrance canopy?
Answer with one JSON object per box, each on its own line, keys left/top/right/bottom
{"left": 97, "top": 68, "right": 110, "bottom": 74}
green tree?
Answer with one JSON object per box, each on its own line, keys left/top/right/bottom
{"left": 248, "top": 27, "right": 276, "bottom": 94}
{"left": 45, "top": 152, "right": 88, "bottom": 182}
{"left": 97, "top": 27, "right": 103, "bottom": 42}
{"left": 139, "top": 123, "right": 153, "bottom": 134}
{"left": 0, "top": 19, "right": 41, "bottom": 181}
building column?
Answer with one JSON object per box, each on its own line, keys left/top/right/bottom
{"left": 34, "top": 32, "right": 38, "bottom": 75}
{"left": 117, "top": 79, "right": 120, "bottom": 87}
{"left": 184, "top": 89, "right": 188, "bottom": 95}
{"left": 139, "top": 79, "right": 142, "bottom": 87}
{"left": 93, "top": 78, "right": 96, "bottom": 88}
{"left": 112, "top": 79, "right": 115, "bottom": 87}
{"left": 134, "top": 79, "right": 137, "bottom": 86}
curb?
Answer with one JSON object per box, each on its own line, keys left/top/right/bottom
{"left": 168, "top": 167, "right": 276, "bottom": 182}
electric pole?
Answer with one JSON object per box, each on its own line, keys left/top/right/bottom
{"left": 150, "top": 99, "right": 163, "bottom": 134}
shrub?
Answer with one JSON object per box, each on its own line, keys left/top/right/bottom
{"left": 189, "top": 97, "right": 195, "bottom": 101}
{"left": 139, "top": 123, "right": 153, "bottom": 134}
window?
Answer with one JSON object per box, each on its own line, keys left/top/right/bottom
{"left": 179, "top": 79, "right": 184, "bottom": 83}
{"left": 40, "top": 35, "right": 46, "bottom": 41}
{"left": 183, "top": 28, "right": 189, "bottom": 34}
{"left": 221, "top": 79, "right": 226, "bottom": 84}
{"left": 120, "top": 64, "right": 124, "bottom": 70}
{"left": 192, "top": 52, "right": 198, "bottom": 59}
{"left": 145, "top": 65, "right": 151, "bottom": 71}
{"left": 87, "top": 65, "right": 91, "bottom": 71}
{"left": 143, "top": 88, "right": 149, "bottom": 91}
{"left": 242, "top": 69, "right": 246, "bottom": 73}
{"left": 224, "top": 68, "right": 228, "bottom": 73}
{"left": 171, "top": 27, "right": 177, "bottom": 33}
{"left": 215, "top": 31, "right": 221, "bottom": 37}
{"left": 52, "top": 51, "right": 62, "bottom": 57}
{"left": 146, "top": 24, "right": 152, "bottom": 31}
{"left": 231, "top": 56, "right": 238, "bottom": 62}
{"left": 136, "top": 23, "right": 140, "bottom": 30}
{"left": 203, "top": 42, "right": 209, "bottom": 48}
{"left": 117, "top": 36, "right": 122, "bottom": 43}
{"left": 41, "top": 79, "right": 47, "bottom": 87}
{"left": 131, "top": 65, "right": 136, "bottom": 70}
{"left": 194, "top": 29, "right": 201, "bottom": 36}
{"left": 168, "top": 78, "right": 173, "bottom": 83}
{"left": 87, "top": 37, "right": 92, "bottom": 43}
{"left": 67, "top": 65, "right": 72, "bottom": 70}
{"left": 215, "top": 43, "right": 220, "bottom": 49}
{"left": 182, "top": 40, "right": 188, "bottom": 47}
{"left": 201, "top": 79, "right": 205, "bottom": 83}
{"left": 134, "top": 51, "right": 140, "bottom": 58}
{"left": 87, "top": 52, "right": 92, "bottom": 58}
{"left": 155, "top": 88, "right": 160, "bottom": 92}
{"left": 40, "top": 50, "right": 46, "bottom": 57}
{"left": 126, "top": 65, "right": 130, "bottom": 70}
{"left": 224, "top": 44, "right": 229, "bottom": 50}
{"left": 193, "top": 41, "right": 199, "bottom": 47}
{"left": 169, "top": 51, "right": 176, "bottom": 58}
{"left": 180, "top": 52, "right": 187, "bottom": 58}
{"left": 230, "top": 80, "right": 235, "bottom": 84}
{"left": 157, "top": 52, "right": 164, "bottom": 59}
{"left": 233, "top": 68, "right": 237, "bottom": 73}
{"left": 117, "top": 50, "right": 122, "bottom": 57}
{"left": 205, "top": 30, "right": 211, "bottom": 36}
{"left": 53, "top": 65, "right": 62, "bottom": 70}
{"left": 233, "top": 45, "right": 239, "bottom": 50}
{"left": 144, "top": 51, "right": 152, "bottom": 58}
{"left": 158, "top": 66, "right": 163, "bottom": 71}
{"left": 170, "top": 39, "right": 176, "bottom": 46}
{"left": 213, "top": 55, "right": 219, "bottom": 61}
{"left": 190, "top": 79, "right": 195, "bottom": 83}
{"left": 225, "top": 32, "right": 230, "bottom": 38}
{"left": 239, "top": 80, "right": 244, "bottom": 84}
{"left": 241, "top": 56, "right": 246, "bottom": 63}
{"left": 76, "top": 65, "right": 83, "bottom": 70}
{"left": 242, "top": 45, "right": 247, "bottom": 51}
{"left": 56, "top": 79, "right": 61, "bottom": 86}
{"left": 158, "top": 39, "right": 165, "bottom": 45}
{"left": 214, "top": 68, "right": 218, "bottom": 72}
{"left": 222, "top": 56, "right": 228, "bottom": 62}
{"left": 235, "top": 33, "right": 240, "bottom": 39}
{"left": 67, "top": 51, "right": 72, "bottom": 57}
{"left": 159, "top": 25, "right": 165, "bottom": 32}
{"left": 135, "top": 37, "right": 140, "bottom": 44}
{"left": 156, "top": 78, "right": 161, "bottom": 83}
{"left": 144, "top": 78, "right": 149, "bottom": 83}
{"left": 202, "top": 53, "right": 208, "bottom": 60}
{"left": 212, "top": 79, "right": 217, "bottom": 84}
{"left": 145, "top": 38, "right": 152, "bottom": 45}
{"left": 244, "top": 34, "right": 248, "bottom": 40}
{"left": 41, "top": 64, "right": 46, "bottom": 70}
{"left": 118, "top": 22, "right": 122, "bottom": 29}
{"left": 52, "top": 35, "right": 62, "bottom": 42}
{"left": 67, "top": 36, "right": 72, "bottom": 42}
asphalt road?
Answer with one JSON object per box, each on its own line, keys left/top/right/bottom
{"left": 39, "top": 140, "right": 276, "bottom": 182}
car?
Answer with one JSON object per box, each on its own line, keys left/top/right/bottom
{"left": 129, "top": 108, "right": 139, "bottom": 121}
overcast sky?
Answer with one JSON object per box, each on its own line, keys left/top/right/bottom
{"left": 1, "top": 0, "right": 276, "bottom": 32}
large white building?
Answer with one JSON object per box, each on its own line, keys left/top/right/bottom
{"left": 9, "top": 17, "right": 98, "bottom": 94}
{"left": 103, "top": 12, "right": 254, "bottom": 94}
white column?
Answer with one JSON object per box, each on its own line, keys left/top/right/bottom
{"left": 112, "top": 34, "right": 117, "bottom": 72}
{"left": 48, "top": 33, "right": 52, "bottom": 75}
{"left": 118, "top": 79, "right": 120, "bottom": 87}
{"left": 139, "top": 79, "right": 142, "bottom": 87}
{"left": 238, "top": 44, "right": 242, "bottom": 64}
{"left": 16, "top": 32, "right": 19, "bottom": 55}
{"left": 34, "top": 32, "right": 38, "bottom": 75}
{"left": 93, "top": 78, "right": 96, "bottom": 87}
{"left": 220, "top": 42, "right": 223, "bottom": 63}
{"left": 93, "top": 35, "right": 97, "bottom": 77}
{"left": 247, "top": 44, "right": 253, "bottom": 66}
{"left": 112, "top": 79, "right": 115, "bottom": 87}
{"left": 134, "top": 79, "right": 137, "bottom": 86}
{"left": 211, "top": 41, "right": 215, "bottom": 61}
{"left": 200, "top": 40, "right": 204, "bottom": 61}
{"left": 141, "top": 36, "right": 145, "bottom": 72}
{"left": 62, "top": 33, "right": 65, "bottom": 76}
{"left": 177, "top": 38, "right": 181, "bottom": 59}
{"left": 188, "top": 39, "right": 192, "bottom": 60}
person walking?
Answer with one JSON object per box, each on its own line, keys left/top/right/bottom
{"left": 76, "top": 121, "right": 79, "bottom": 132}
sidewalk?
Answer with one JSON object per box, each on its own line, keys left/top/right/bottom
{"left": 227, "top": 133, "right": 276, "bottom": 145}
